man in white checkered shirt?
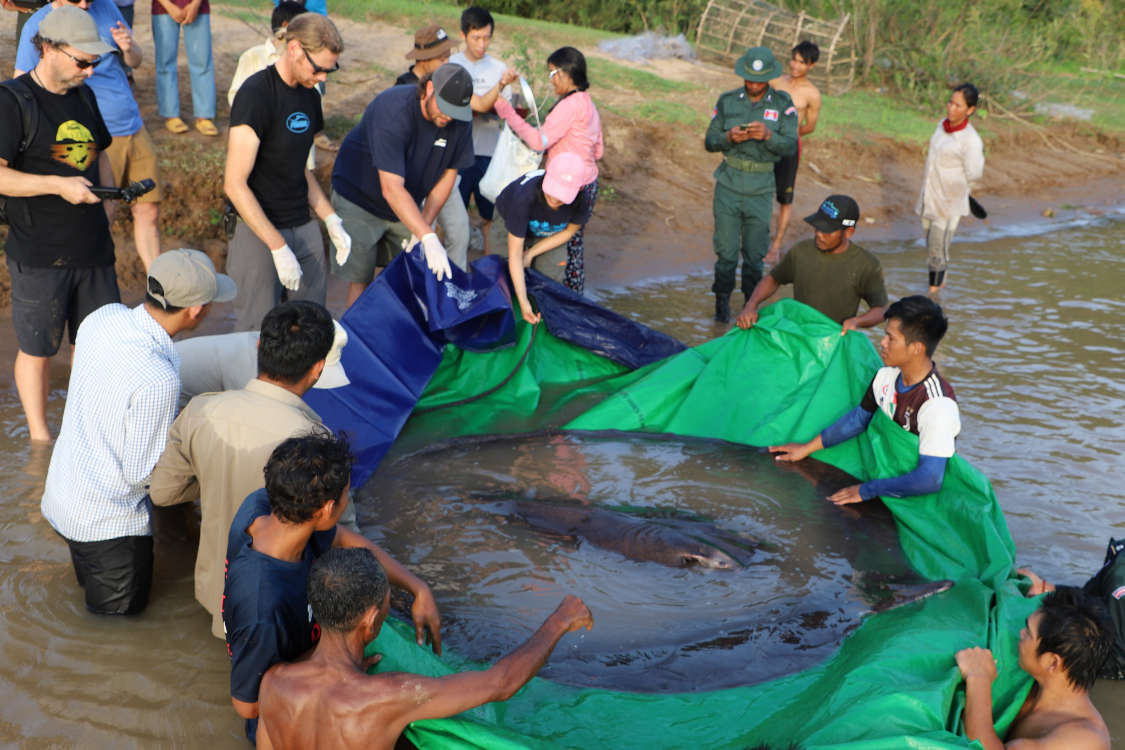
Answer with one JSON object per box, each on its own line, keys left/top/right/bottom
{"left": 41, "top": 249, "right": 236, "bottom": 615}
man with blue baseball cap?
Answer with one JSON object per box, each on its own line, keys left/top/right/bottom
{"left": 704, "top": 46, "right": 798, "bottom": 323}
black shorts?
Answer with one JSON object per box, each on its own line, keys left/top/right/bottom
{"left": 7, "top": 260, "right": 120, "bottom": 357}
{"left": 63, "top": 533, "right": 153, "bottom": 615}
{"left": 773, "top": 137, "right": 801, "bottom": 205}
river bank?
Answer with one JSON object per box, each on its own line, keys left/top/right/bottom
{"left": 1, "top": 3, "right": 1123, "bottom": 303}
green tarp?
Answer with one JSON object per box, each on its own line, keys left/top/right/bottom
{"left": 369, "top": 299, "right": 1034, "bottom": 750}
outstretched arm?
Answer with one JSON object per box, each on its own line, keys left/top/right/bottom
{"left": 855, "top": 455, "right": 947, "bottom": 503}
{"left": 333, "top": 526, "right": 443, "bottom": 655}
{"left": 384, "top": 596, "right": 592, "bottom": 731}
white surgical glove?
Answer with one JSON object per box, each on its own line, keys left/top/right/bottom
{"left": 404, "top": 234, "right": 419, "bottom": 251}
{"left": 324, "top": 213, "right": 352, "bottom": 266}
{"left": 421, "top": 233, "right": 452, "bottom": 281}
{"left": 271, "top": 244, "right": 303, "bottom": 291}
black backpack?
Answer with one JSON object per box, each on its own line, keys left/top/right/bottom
{"left": 0, "top": 77, "right": 99, "bottom": 226}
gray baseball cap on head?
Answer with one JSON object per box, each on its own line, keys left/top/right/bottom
{"left": 148, "top": 249, "right": 238, "bottom": 309}
{"left": 39, "top": 6, "right": 115, "bottom": 57}
{"left": 431, "top": 63, "right": 473, "bottom": 122}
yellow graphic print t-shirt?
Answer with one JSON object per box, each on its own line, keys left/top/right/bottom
{"left": 50, "top": 120, "right": 98, "bottom": 171}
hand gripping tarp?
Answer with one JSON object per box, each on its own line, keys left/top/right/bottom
{"left": 304, "top": 249, "right": 516, "bottom": 487}
{"left": 359, "top": 299, "right": 1035, "bottom": 750}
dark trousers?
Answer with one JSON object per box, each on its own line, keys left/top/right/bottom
{"left": 64, "top": 534, "right": 154, "bottom": 615}
{"left": 712, "top": 184, "right": 772, "bottom": 298}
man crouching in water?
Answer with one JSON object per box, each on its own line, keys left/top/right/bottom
{"left": 256, "top": 547, "right": 593, "bottom": 749}
{"left": 955, "top": 588, "right": 1114, "bottom": 750}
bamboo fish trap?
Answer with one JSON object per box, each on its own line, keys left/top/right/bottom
{"left": 696, "top": 0, "right": 856, "bottom": 94}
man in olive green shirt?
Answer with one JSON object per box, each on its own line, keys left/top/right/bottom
{"left": 705, "top": 46, "right": 799, "bottom": 323}
{"left": 736, "top": 195, "right": 889, "bottom": 333}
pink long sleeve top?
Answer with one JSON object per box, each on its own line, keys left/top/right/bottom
{"left": 495, "top": 91, "right": 604, "bottom": 186}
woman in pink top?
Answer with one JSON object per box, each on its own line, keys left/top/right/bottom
{"left": 495, "top": 47, "right": 604, "bottom": 293}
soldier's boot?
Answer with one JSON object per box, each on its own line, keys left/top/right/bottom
{"left": 715, "top": 294, "right": 731, "bottom": 323}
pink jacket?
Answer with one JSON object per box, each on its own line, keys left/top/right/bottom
{"left": 495, "top": 91, "right": 604, "bottom": 186}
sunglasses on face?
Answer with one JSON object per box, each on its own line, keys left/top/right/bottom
{"left": 58, "top": 48, "right": 102, "bottom": 69}
{"left": 62, "top": 0, "right": 95, "bottom": 5}
{"left": 549, "top": 69, "right": 560, "bottom": 79}
{"left": 303, "top": 47, "right": 339, "bottom": 75}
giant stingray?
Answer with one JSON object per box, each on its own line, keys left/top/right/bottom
{"left": 362, "top": 431, "right": 954, "bottom": 692}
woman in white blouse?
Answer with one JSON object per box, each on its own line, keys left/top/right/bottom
{"left": 916, "top": 83, "right": 984, "bottom": 292}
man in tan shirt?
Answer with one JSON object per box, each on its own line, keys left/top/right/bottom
{"left": 151, "top": 301, "right": 371, "bottom": 638}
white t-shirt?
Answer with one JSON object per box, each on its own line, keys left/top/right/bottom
{"left": 449, "top": 51, "right": 510, "bottom": 158}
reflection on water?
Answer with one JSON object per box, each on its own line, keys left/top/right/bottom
{"left": 362, "top": 433, "right": 919, "bottom": 692}
{"left": 0, "top": 219, "right": 1121, "bottom": 739}
{"left": 596, "top": 221, "right": 1125, "bottom": 585}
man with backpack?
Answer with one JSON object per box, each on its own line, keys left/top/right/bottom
{"left": 0, "top": 6, "right": 119, "bottom": 442}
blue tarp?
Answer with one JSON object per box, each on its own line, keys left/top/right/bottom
{"left": 305, "top": 251, "right": 690, "bottom": 488}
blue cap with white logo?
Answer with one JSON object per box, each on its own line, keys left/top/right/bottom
{"left": 804, "top": 195, "right": 860, "bottom": 233}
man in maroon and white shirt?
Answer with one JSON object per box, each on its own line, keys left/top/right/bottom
{"left": 771, "top": 295, "right": 960, "bottom": 504}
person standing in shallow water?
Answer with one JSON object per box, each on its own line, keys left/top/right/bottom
{"left": 704, "top": 46, "right": 798, "bottom": 324}
{"left": 916, "top": 83, "right": 984, "bottom": 293}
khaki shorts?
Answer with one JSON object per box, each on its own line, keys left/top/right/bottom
{"left": 104, "top": 126, "right": 164, "bottom": 203}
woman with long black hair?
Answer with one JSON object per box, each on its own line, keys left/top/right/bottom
{"left": 494, "top": 47, "right": 603, "bottom": 294}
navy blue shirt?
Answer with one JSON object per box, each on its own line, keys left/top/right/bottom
{"left": 495, "top": 171, "right": 593, "bottom": 240}
{"left": 331, "top": 84, "right": 474, "bottom": 222}
{"left": 222, "top": 489, "right": 336, "bottom": 703}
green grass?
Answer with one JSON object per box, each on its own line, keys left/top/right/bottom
{"left": 216, "top": 0, "right": 619, "bottom": 49}
{"left": 323, "top": 114, "right": 362, "bottom": 142}
{"left": 587, "top": 58, "right": 699, "bottom": 95}
{"left": 626, "top": 100, "right": 709, "bottom": 129}
{"left": 816, "top": 89, "right": 939, "bottom": 144}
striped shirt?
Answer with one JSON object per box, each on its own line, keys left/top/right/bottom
{"left": 42, "top": 304, "right": 181, "bottom": 542}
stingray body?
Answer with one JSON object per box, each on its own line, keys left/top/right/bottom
{"left": 511, "top": 501, "right": 759, "bottom": 569}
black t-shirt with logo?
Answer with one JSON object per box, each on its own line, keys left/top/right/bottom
{"left": 495, "top": 171, "right": 593, "bottom": 240}
{"left": 331, "top": 84, "right": 474, "bottom": 222}
{"left": 229, "top": 66, "right": 323, "bottom": 229}
{"left": 0, "top": 75, "right": 113, "bottom": 268}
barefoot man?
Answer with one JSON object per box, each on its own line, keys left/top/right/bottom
{"left": 767, "top": 40, "right": 822, "bottom": 264}
{"left": 955, "top": 588, "right": 1114, "bottom": 750}
{"left": 255, "top": 547, "right": 593, "bottom": 750}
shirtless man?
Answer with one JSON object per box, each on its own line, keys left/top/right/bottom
{"left": 256, "top": 547, "right": 593, "bottom": 750}
{"left": 955, "top": 588, "right": 1114, "bottom": 750}
{"left": 767, "top": 40, "right": 822, "bottom": 264}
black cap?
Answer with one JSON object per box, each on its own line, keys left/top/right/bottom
{"left": 432, "top": 63, "right": 473, "bottom": 122}
{"left": 804, "top": 195, "right": 860, "bottom": 233}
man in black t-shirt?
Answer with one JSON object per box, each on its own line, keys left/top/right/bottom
{"left": 0, "top": 7, "right": 118, "bottom": 442}
{"left": 224, "top": 13, "right": 353, "bottom": 332}
{"left": 223, "top": 431, "right": 443, "bottom": 744}
{"left": 330, "top": 63, "right": 474, "bottom": 308}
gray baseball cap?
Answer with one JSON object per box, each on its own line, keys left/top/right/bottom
{"left": 39, "top": 6, "right": 115, "bottom": 57}
{"left": 432, "top": 63, "right": 473, "bottom": 122}
{"left": 148, "top": 249, "right": 237, "bottom": 309}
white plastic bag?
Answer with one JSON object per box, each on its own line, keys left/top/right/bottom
{"left": 479, "top": 77, "right": 543, "bottom": 202}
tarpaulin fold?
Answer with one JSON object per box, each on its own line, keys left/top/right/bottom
{"left": 349, "top": 299, "right": 1030, "bottom": 750}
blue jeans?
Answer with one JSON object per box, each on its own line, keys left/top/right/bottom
{"left": 151, "top": 12, "right": 216, "bottom": 119}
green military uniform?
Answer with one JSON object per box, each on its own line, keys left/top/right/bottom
{"left": 705, "top": 48, "right": 798, "bottom": 318}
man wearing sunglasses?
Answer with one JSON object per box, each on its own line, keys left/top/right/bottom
{"left": 15, "top": 0, "right": 166, "bottom": 275}
{"left": 0, "top": 6, "right": 120, "bottom": 443}
{"left": 224, "top": 13, "right": 351, "bottom": 332}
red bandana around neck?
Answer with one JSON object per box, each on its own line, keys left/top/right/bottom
{"left": 943, "top": 118, "right": 969, "bottom": 133}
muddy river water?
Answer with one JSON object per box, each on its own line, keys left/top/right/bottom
{"left": 0, "top": 219, "right": 1123, "bottom": 746}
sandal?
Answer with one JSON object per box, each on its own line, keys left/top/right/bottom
{"left": 165, "top": 117, "right": 189, "bottom": 134}
{"left": 195, "top": 119, "right": 218, "bottom": 137}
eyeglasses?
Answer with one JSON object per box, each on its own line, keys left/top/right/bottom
{"left": 58, "top": 48, "right": 102, "bottom": 69}
{"left": 62, "top": 0, "right": 94, "bottom": 4}
{"left": 549, "top": 69, "right": 560, "bottom": 79}
{"left": 303, "top": 47, "right": 339, "bottom": 75}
